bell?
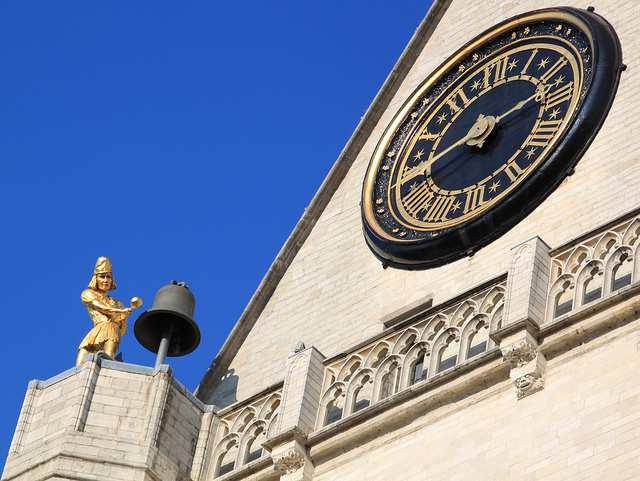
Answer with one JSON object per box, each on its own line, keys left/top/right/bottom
{"left": 134, "top": 281, "right": 201, "bottom": 368}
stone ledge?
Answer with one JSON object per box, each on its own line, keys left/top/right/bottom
{"left": 212, "top": 456, "right": 273, "bottom": 481}
{"left": 308, "top": 355, "right": 508, "bottom": 465}
{"left": 310, "top": 348, "right": 503, "bottom": 447}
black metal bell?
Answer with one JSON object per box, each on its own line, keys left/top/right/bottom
{"left": 134, "top": 281, "right": 201, "bottom": 366}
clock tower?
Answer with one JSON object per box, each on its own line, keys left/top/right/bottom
{"left": 4, "top": 2, "right": 640, "bottom": 481}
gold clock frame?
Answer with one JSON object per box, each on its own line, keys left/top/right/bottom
{"left": 363, "top": 9, "right": 594, "bottom": 241}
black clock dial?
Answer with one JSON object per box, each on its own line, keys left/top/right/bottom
{"left": 362, "top": 7, "right": 622, "bottom": 269}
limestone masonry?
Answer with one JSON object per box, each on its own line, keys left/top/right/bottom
{"left": 4, "top": 1, "right": 640, "bottom": 480}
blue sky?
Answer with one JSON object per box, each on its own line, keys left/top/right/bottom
{"left": 0, "top": 1, "right": 429, "bottom": 465}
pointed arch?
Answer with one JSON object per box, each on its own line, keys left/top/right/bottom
{"left": 594, "top": 232, "right": 620, "bottom": 260}
{"left": 564, "top": 245, "right": 591, "bottom": 274}
{"left": 479, "top": 286, "right": 505, "bottom": 314}
{"left": 229, "top": 407, "right": 257, "bottom": 434}
{"left": 451, "top": 301, "right": 477, "bottom": 327}
{"left": 392, "top": 328, "right": 420, "bottom": 354}
{"left": 318, "top": 383, "right": 346, "bottom": 428}
{"left": 372, "top": 354, "right": 401, "bottom": 402}
{"left": 400, "top": 341, "right": 430, "bottom": 388}
{"left": 345, "top": 368, "right": 375, "bottom": 415}
{"left": 430, "top": 328, "right": 461, "bottom": 375}
{"left": 460, "top": 314, "right": 489, "bottom": 362}
{"left": 336, "top": 355, "right": 363, "bottom": 382}
{"left": 213, "top": 433, "right": 240, "bottom": 478}
{"left": 547, "top": 274, "right": 576, "bottom": 320}
{"left": 238, "top": 420, "right": 267, "bottom": 466}
{"left": 421, "top": 314, "right": 448, "bottom": 342}
{"left": 257, "top": 393, "right": 281, "bottom": 421}
{"left": 605, "top": 246, "right": 634, "bottom": 295}
{"left": 622, "top": 218, "right": 640, "bottom": 246}
{"left": 575, "top": 259, "right": 605, "bottom": 309}
{"left": 364, "top": 341, "right": 391, "bottom": 368}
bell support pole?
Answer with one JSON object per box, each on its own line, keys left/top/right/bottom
{"left": 134, "top": 281, "right": 201, "bottom": 369}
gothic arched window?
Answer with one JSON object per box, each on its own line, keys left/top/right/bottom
{"left": 244, "top": 427, "right": 266, "bottom": 464}
{"left": 216, "top": 442, "right": 238, "bottom": 477}
{"left": 611, "top": 250, "right": 633, "bottom": 292}
{"left": 436, "top": 335, "right": 458, "bottom": 373}
{"left": 410, "top": 351, "right": 427, "bottom": 385}
{"left": 466, "top": 321, "right": 489, "bottom": 359}
{"left": 379, "top": 363, "right": 398, "bottom": 400}
{"left": 352, "top": 375, "right": 373, "bottom": 413}
{"left": 554, "top": 279, "right": 574, "bottom": 318}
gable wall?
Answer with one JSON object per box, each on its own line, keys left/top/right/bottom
{"left": 203, "top": 0, "right": 640, "bottom": 406}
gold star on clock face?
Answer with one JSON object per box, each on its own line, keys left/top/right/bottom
{"left": 507, "top": 59, "right": 518, "bottom": 71}
{"left": 489, "top": 180, "right": 501, "bottom": 193}
{"left": 548, "top": 108, "right": 561, "bottom": 120}
{"left": 471, "top": 79, "right": 481, "bottom": 91}
{"left": 525, "top": 147, "right": 537, "bottom": 159}
{"left": 537, "top": 57, "right": 550, "bottom": 69}
{"left": 414, "top": 149, "right": 425, "bottom": 160}
{"left": 554, "top": 75, "right": 565, "bottom": 87}
{"left": 451, "top": 200, "right": 462, "bottom": 213}
{"left": 436, "top": 112, "right": 448, "bottom": 124}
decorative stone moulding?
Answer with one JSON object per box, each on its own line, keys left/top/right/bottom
{"left": 500, "top": 332, "right": 546, "bottom": 400}
{"left": 547, "top": 212, "right": 640, "bottom": 323}
{"left": 211, "top": 387, "right": 282, "bottom": 478}
{"left": 318, "top": 278, "right": 506, "bottom": 428}
{"left": 273, "top": 446, "right": 306, "bottom": 474}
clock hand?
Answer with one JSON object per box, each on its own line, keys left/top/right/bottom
{"left": 392, "top": 83, "right": 551, "bottom": 190}
{"left": 495, "top": 84, "right": 552, "bottom": 124}
{"left": 392, "top": 116, "right": 488, "bottom": 188}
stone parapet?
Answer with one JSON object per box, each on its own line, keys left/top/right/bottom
{"left": 2, "top": 357, "right": 213, "bottom": 481}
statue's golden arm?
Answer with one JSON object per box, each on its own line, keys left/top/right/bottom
{"left": 84, "top": 298, "right": 132, "bottom": 316}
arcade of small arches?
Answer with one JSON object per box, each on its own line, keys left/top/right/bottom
{"left": 212, "top": 393, "right": 281, "bottom": 478}
{"left": 548, "top": 216, "right": 640, "bottom": 321}
{"left": 318, "top": 284, "right": 505, "bottom": 428}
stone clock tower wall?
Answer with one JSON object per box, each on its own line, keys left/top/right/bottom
{"left": 199, "top": 0, "right": 639, "bottom": 408}
{"left": 5, "top": 2, "right": 640, "bottom": 481}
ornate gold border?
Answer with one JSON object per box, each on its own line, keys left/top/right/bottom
{"left": 362, "top": 9, "right": 594, "bottom": 242}
{"left": 391, "top": 41, "right": 581, "bottom": 230}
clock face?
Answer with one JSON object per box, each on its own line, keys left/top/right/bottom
{"left": 362, "top": 7, "right": 622, "bottom": 269}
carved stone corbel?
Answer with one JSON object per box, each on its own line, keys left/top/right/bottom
{"left": 273, "top": 447, "right": 306, "bottom": 475}
{"left": 500, "top": 332, "right": 546, "bottom": 400}
{"left": 264, "top": 428, "right": 314, "bottom": 481}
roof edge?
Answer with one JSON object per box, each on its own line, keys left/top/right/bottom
{"left": 195, "top": 0, "right": 452, "bottom": 401}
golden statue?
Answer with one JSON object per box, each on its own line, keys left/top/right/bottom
{"left": 76, "top": 256, "right": 143, "bottom": 366}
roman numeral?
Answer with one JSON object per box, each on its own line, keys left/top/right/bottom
{"left": 483, "top": 56, "right": 509, "bottom": 88}
{"left": 402, "top": 183, "right": 434, "bottom": 217}
{"left": 505, "top": 160, "right": 525, "bottom": 182}
{"left": 540, "top": 57, "right": 568, "bottom": 83}
{"left": 545, "top": 82, "right": 573, "bottom": 110}
{"left": 528, "top": 119, "right": 562, "bottom": 147}
{"left": 464, "top": 185, "right": 486, "bottom": 214}
{"left": 445, "top": 87, "right": 470, "bottom": 115}
{"left": 422, "top": 195, "right": 456, "bottom": 222}
{"left": 418, "top": 127, "right": 439, "bottom": 141}
{"left": 521, "top": 49, "right": 538, "bottom": 75}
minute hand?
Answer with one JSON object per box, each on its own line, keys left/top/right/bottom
{"left": 495, "top": 84, "right": 551, "bottom": 124}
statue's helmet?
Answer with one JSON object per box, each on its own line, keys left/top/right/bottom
{"left": 88, "top": 256, "right": 117, "bottom": 290}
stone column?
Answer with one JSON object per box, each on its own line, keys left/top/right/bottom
{"left": 264, "top": 343, "right": 325, "bottom": 481}
{"left": 496, "top": 237, "right": 551, "bottom": 399}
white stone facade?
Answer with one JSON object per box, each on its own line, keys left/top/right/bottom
{"left": 4, "top": 1, "right": 640, "bottom": 480}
